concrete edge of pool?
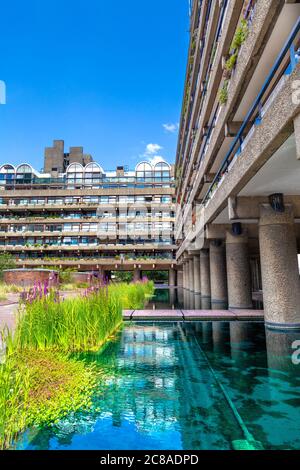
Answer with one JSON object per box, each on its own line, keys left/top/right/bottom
{"left": 122, "top": 309, "right": 265, "bottom": 321}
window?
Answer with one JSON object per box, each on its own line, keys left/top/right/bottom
{"left": 154, "top": 162, "right": 170, "bottom": 182}
{"left": 136, "top": 162, "right": 153, "bottom": 182}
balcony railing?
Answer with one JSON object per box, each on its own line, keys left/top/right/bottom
{"left": 202, "top": 16, "right": 300, "bottom": 206}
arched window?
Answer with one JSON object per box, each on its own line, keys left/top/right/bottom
{"left": 0, "top": 164, "right": 15, "bottom": 173}
{"left": 136, "top": 162, "right": 153, "bottom": 182}
{"left": 0, "top": 164, "right": 15, "bottom": 186}
{"left": 84, "top": 162, "right": 103, "bottom": 187}
{"left": 16, "top": 164, "right": 33, "bottom": 174}
{"left": 16, "top": 164, "right": 33, "bottom": 184}
{"left": 66, "top": 163, "right": 84, "bottom": 187}
{"left": 154, "top": 161, "right": 170, "bottom": 182}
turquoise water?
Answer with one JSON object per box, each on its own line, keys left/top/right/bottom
{"left": 16, "top": 322, "right": 300, "bottom": 450}
{"left": 148, "top": 287, "right": 263, "bottom": 310}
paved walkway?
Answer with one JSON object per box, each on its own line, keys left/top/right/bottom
{"left": 0, "top": 300, "right": 264, "bottom": 332}
{"left": 123, "top": 309, "right": 264, "bottom": 321}
{"left": 0, "top": 303, "right": 18, "bottom": 332}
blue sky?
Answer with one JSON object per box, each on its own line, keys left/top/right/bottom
{"left": 0, "top": 0, "right": 189, "bottom": 171}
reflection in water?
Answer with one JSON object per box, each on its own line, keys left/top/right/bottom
{"left": 16, "top": 322, "right": 300, "bottom": 450}
{"left": 148, "top": 288, "right": 263, "bottom": 311}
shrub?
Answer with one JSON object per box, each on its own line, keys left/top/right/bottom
{"left": 224, "top": 51, "right": 238, "bottom": 74}
{"left": 0, "top": 254, "right": 16, "bottom": 279}
{"left": 230, "top": 19, "right": 249, "bottom": 51}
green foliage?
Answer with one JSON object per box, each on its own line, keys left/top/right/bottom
{"left": 0, "top": 283, "right": 23, "bottom": 296}
{"left": 112, "top": 271, "right": 134, "bottom": 283}
{"left": 15, "top": 289, "right": 122, "bottom": 353}
{"left": 0, "top": 281, "right": 154, "bottom": 448}
{"left": 225, "top": 51, "right": 238, "bottom": 73}
{"left": 15, "top": 281, "right": 153, "bottom": 352}
{"left": 143, "top": 270, "right": 169, "bottom": 282}
{"left": 109, "top": 281, "right": 154, "bottom": 310}
{"left": 0, "top": 347, "right": 95, "bottom": 449}
{"left": 219, "top": 80, "right": 229, "bottom": 105}
{"left": 0, "top": 253, "right": 16, "bottom": 275}
{"left": 59, "top": 269, "right": 73, "bottom": 284}
{"left": 219, "top": 19, "right": 249, "bottom": 105}
{"left": 230, "top": 19, "right": 249, "bottom": 52}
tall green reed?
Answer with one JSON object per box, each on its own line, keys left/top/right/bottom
{"left": 15, "top": 280, "right": 154, "bottom": 352}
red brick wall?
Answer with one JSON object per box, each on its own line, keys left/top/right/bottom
{"left": 3, "top": 270, "right": 59, "bottom": 287}
{"left": 70, "top": 272, "right": 91, "bottom": 283}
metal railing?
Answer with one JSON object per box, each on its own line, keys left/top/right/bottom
{"left": 202, "top": 16, "right": 300, "bottom": 206}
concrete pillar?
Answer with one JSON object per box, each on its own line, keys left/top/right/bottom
{"left": 169, "top": 268, "right": 176, "bottom": 287}
{"left": 133, "top": 268, "right": 141, "bottom": 282}
{"left": 193, "top": 254, "right": 201, "bottom": 294}
{"left": 183, "top": 262, "right": 187, "bottom": 290}
{"left": 189, "top": 258, "right": 194, "bottom": 292}
{"left": 169, "top": 288, "right": 176, "bottom": 308}
{"left": 259, "top": 204, "right": 300, "bottom": 328}
{"left": 202, "top": 323, "right": 212, "bottom": 345}
{"left": 177, "top": 269, "right": 183, "bottom": 289}
{"left": 209, "top": 241, "right": 228, "bottom": 309}
{"left": 226, "top": 230, "right": 252, "bottom": 309}
{"left": 294, "top": 112, "right": 300, "bottom": 161}
{"left": 200, "top": 249, "right": 211, "bottom": 300}
{"left": 266, "top": 328, "right": 300, "bottom": 372}
{"left": 212, "top": 322, "right": 230, "bottom": 354}
{"left": 185, "top": 261, "right": 190, "bottom": 289}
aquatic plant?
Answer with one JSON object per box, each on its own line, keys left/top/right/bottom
{"left": 0, "top": 280, "right": 154, "bottom": 448}
{"left": 0, "top": 342, "right": 96, "bottom": 449}
{"left": 15, "top": 280, "right": 154, "bottom": 352}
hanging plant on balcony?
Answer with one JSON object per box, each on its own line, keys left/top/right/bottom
{"left": 224, "top": 51, "right": 238, "bottom": 76}
{"left": 230, "top": 19, "right": 249, "bottom": 52}
{"left": 218, "top": 18, "right": 249, "bottom": 105}
{"left": 218, "top": 80, "right": 229, "bottom": 105}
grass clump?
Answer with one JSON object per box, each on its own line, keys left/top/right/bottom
{"left": 219, "top": 80, "right": 229, "bottom": 105}
{"left": 0, "top": 283, "right": 23, "bottom": 296}
{"left": 0, "top": 279, "right": 154, "bottom": 448}
{"left": 0, "top": 345, "right": 95, "bottom": 449}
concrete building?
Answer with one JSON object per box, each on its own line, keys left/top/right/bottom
{"left": 44, "top": 140, "right": 93, "bottom": 175}
{"left": 0, "top": 141, "right": 176, "bottom": 282}
{"left": 175, "top": 0, "right": 300, "bottom": 328}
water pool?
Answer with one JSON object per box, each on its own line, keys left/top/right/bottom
{"left": 147, "top": 288, "right": 263, "bottom": 310}
{"left": 16, "top": 322, "right": 300, "bottom": 450}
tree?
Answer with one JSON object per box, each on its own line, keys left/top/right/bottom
{"left": 0, "top": 253, "right": 16, "bottom": 278}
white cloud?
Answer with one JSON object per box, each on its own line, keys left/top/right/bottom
{"left": 144, "top": 143, "right": 163, "bottom": 155}
{"left": 138, "top": 143, "right": 168, "bottom": 165}
{"left": 147, "top": 155, "right": 166, "bottom": 166}
{"left": 163, "top": 123, "right": 179, "bottom": 133}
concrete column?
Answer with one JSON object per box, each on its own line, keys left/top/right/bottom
{"left": 294, "top": 112, "right": 300, "bottom": 160}
{"left": 133, "top": 268, "right": 141, "bottom": 282}
{"left": 226, "top": 230, "right": 252, "bottom": 309}
{"left": 177, "top": 269, "right": 183, "bottom": 289}
{"left": 209, "top": 241, "right": 228, "bottom": 309}
{"left": 189, "top": 258, "right": 194, "bottom": 292}
{"left": 169, "top": 288, "right": 176, "bottom": 307}
{"left": 185, "top": 261, "right": 190, "bottom": 290}
{"left": 200, "top": 249, "right": 211, "bottom": 299}
{"left": 193, "top": 254, "right": 201, "bottom": 294}
{"left": 259, "top": 204, "right": 300, "bottom": 328}
{"left": 266, "top": 328, "right": 300, "bottom": 372}
{"left": 182, "top": 262, "right": 186, "bottom": 289}
{"left": 169, "top": 268, "right": 176, "bottom": 287}
{"left": 212, "top": 322, "right": 230, "bottom": 354}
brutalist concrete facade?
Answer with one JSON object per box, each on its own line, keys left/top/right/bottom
{"left": 0, "top": 141, "right": 177, "bottom": 283}
{"left": 175, "top": 0, "right": 300, "bottom": 328}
